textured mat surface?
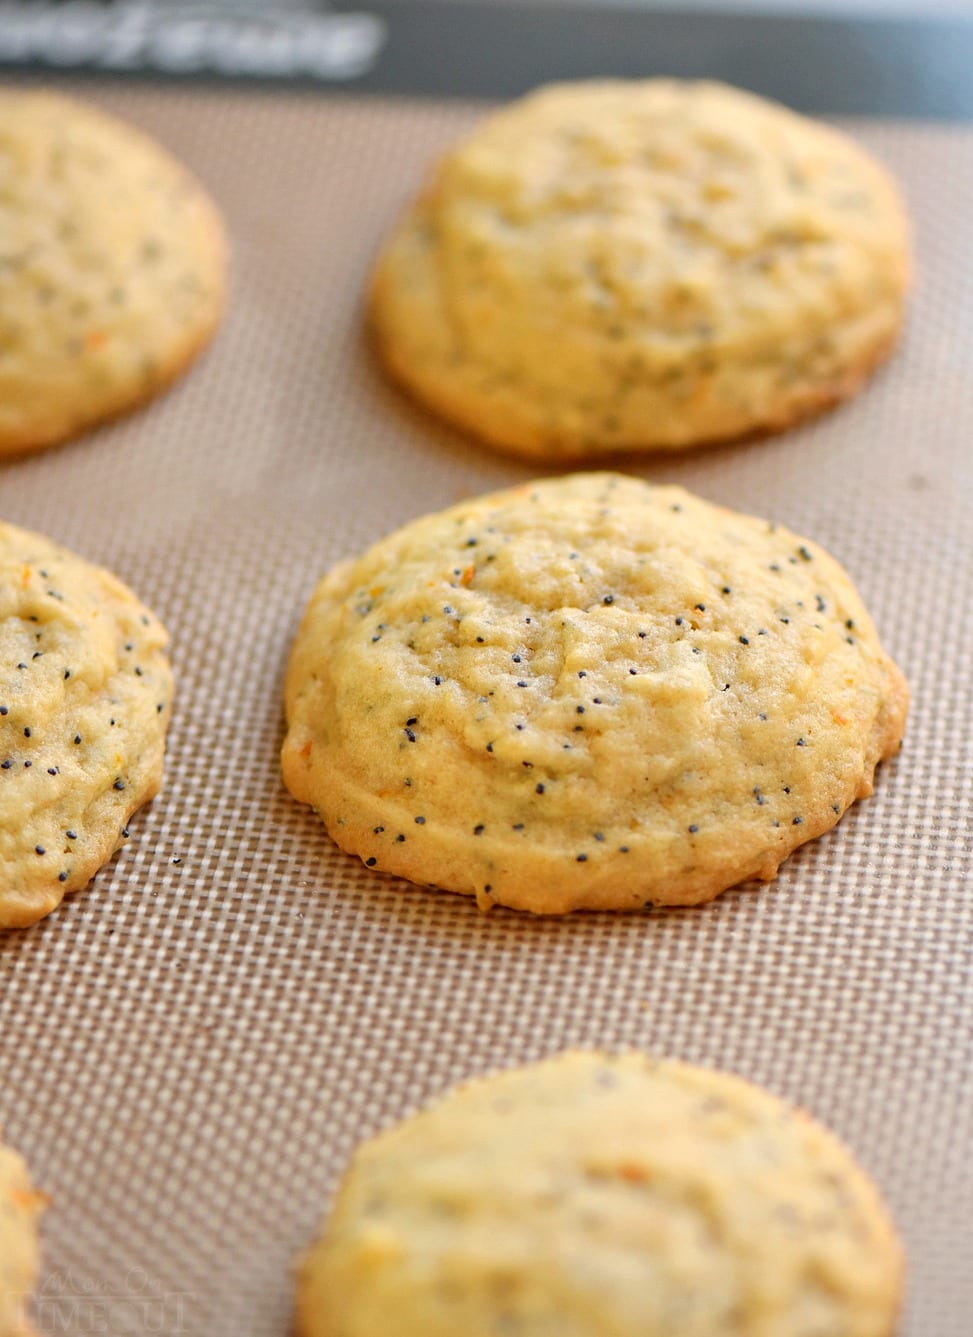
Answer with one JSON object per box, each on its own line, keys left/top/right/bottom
{"left": 0, "top": 83, "right": 971, "bottom": 1336}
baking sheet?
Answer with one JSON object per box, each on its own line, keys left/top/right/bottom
{"left": 0, "top": 83, "right": 971, "bottom": 1337}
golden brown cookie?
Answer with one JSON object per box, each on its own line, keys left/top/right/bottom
{"left": 0, "top": 1133, "right": 44, "bottom": 1337}
{"left": 0, "top": 90, "right": 226, "bottom": 456}
{"left": 0, "top": 521, "right": 173, "bottom": 927}
{"left": 282, "top": 473, "right": 907, "bottom": 914}
{"left": 371, "top": 80, "right": 910, "bottom": 460}
{"left": 297, "top": 1051, "right": 904, "bottom": 1337}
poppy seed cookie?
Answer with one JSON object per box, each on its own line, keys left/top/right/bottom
{"left": 0, "top": 522, "right": 173, "bottom": 928}
{"left": 0, "top": 1133, "right": 44, "bottom": 1337}
{"left": 0, "top": 90, "right": 226, "bottom": 455}
{"left": 297, "top": 1051, "right": 904, "bottom": 1337}
{"left": 282, "top": 473, "right": 907, "bottom": 915}
{"left": 371, "top": 80, "right": 910, "bottom": 460}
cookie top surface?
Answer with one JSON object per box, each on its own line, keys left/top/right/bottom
{"left": 0, "top": 90, "right": 226, "bottom": 455}
{"left": 371, "top": 79, "right": 909, "bottom": 459}
{"left": 0, "top": 521, "right": 173, "bottom": 927}
{"left": 282, "top": 472, "right": 907, "bottom": 914}
{"left": 0, "top": 1134, "right": 44, "bottom": 1337}
{"left": 297, "top": 1051, "right": 904, "bottom": 1337}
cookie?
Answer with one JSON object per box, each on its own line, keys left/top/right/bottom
{"left": 282, "top": 473, "right": 907, "bottom": 915}
{"left": 0, "top": 1133, "right": 44, "bottom": 1337}
{"left": 370, "top": 79, "right": 910, "bottom": 460}
{"left": 297, "top": 1051, "right": 904, "bottom": 1337}
{"left": 0, "top": 521, "right": 173, "bottom": 927}
{"left": 0, "top": 90, "right": 226, "bottom": 456}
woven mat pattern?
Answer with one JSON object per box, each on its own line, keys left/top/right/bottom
{"left": 1, "top": 83, "right": 971, "bottom": 1336}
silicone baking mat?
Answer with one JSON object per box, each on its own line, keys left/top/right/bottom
{"left": 1, "top": 81, "right": 971, "bottom": 1337}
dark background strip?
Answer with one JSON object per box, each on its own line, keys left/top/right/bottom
{"left": 0, "top": 1, "right": 972, "bottom": 118}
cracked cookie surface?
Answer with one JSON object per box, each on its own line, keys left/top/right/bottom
{"left": 0, "top": 90, "right": 226, "bottom": 455}
{"left": 282, "top": 472, "right": 907, "bottom": 914}
{"left": 297, "top": 1051, "right": 904, "bottom": 1337}
{"left": 0, "top": 521, "right": 173, "bottom": 927}
{"left": 371, "top": 79, "right": 909, "bottom": 459}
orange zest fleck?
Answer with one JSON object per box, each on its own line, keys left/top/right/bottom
{"left": 10, "top": 1186, "right": 47, "bottom": 1211}
{"left": 460, "top": 565, "right": 475, "bottom": 588}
